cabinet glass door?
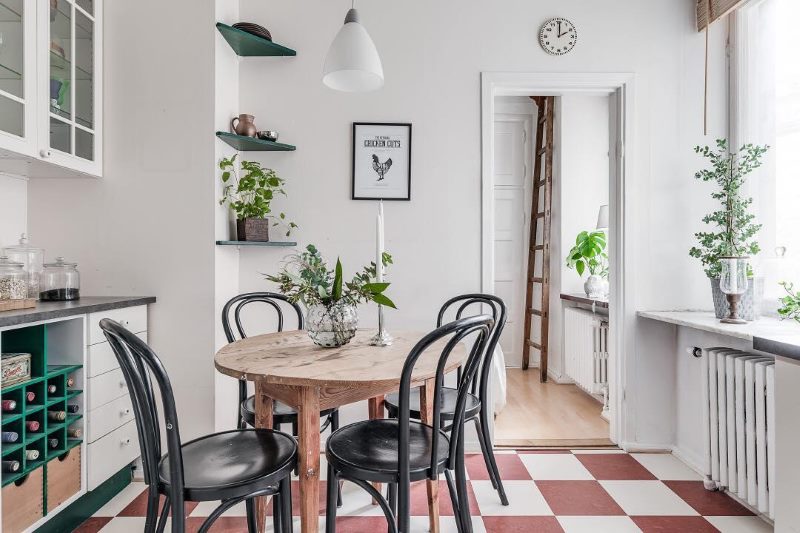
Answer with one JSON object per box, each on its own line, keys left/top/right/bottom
{"left": 49, "top": 0, "right": 93, "bottom": 161}
{"left": 0, "top": 0, "right": 25, "bottom": 137}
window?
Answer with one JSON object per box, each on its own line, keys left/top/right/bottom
{"left": 732, "top": 0, "right": 800, "bottom": 306}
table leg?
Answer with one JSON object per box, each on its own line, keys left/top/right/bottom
{"left": 298, "top": 387, "right": 321, "bottom": 533}
{"left": 254, "top": 380, "right": 274, "bottom": 533}
{"left": 368, "top": 395, "right": 386, "bottom": 502}
{"left": 420, "top": 379, "right": 441, "bottom": 533}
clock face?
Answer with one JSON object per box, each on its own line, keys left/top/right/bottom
{"left": 539, "top": 18, "right": 577, "bottom": 55}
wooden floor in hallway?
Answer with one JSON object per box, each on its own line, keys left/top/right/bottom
{"left": 495, "top": 368, "right": 612, "bottom": 447}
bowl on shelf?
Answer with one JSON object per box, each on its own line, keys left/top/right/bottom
{"left": 257, "top": 131, "right": 279, "bottom": 142}
{"left": 232, "top": 22, "right": 272, "bottom": 41}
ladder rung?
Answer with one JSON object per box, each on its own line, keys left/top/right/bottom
{"left": 534, "top": 212, "right": 545, "bottom": 219}
{"left": 531, "top": 245, "right": 545, "bottom": 251}
{"left": 528, "top": 308, "right": 546, "bottom": 317}
{"left": 529, "top": 276, "right": 543, "bottom": 283}
{"left": 538, "top": 115, "right": 546, "bottom": 124}
{"left": 537, "top": 179, "right": 546, "bottom": 187}
{"left": 526, "top": 340, "right": 543, "bottom": 350}
{"left": 537, "top": 146, "right": 547, "bottom": 156}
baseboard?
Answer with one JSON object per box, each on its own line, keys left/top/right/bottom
{"left": 670, "top": 446, "right": 707, "bottom": 478}
{"left": 496, "top": 438, "right": 615, "bottom": 448}
{"left": 618, "top": 441, "right": 673, "bottom": 453}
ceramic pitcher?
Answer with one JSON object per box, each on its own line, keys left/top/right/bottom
{"left": 230, "top": 114, "right": 257, "bottom": 137}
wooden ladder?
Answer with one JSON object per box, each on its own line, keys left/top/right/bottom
{"left": 522, "top": 96, "right": 554, "bottom": 382}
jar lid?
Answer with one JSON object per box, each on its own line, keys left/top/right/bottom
{"left": 4, "top": 233, "right": 43, "bottom": 252}
{"left": 44, "top": 256, "right": 77, "bottom": 268}
{"left": 0, "top": 256, "right": 24, "bottom": 268}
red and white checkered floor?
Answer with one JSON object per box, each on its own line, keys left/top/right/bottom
{"left": 74, "top": 449, "right": 772, "bottom": 532}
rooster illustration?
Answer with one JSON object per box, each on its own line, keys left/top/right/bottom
{"left": 372, "top": 154, "right": 393, "bottom": 181}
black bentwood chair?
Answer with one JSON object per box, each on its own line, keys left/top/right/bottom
{"left": 100, "top": 319, "right": 296, "bottom": 533}
{"left": 325, "top": 315, "right": 494, "bottom": 533}
{"left": 383, "top": 294, "right": 509, "bottom": 506}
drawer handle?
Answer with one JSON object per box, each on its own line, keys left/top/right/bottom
{"left": 121, "top": 437, "right": 131, "bottom": 446}
{"left": 120, "top": 408, "right": 131, "bottom": 417}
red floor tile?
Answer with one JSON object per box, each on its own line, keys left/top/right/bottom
{"left": 663, "top": 481, "right": 756, "bottom": 516}
{"left": 483, "top": 516, "right": 565, "bottom": 532}
{"left": 117, "top": 489, "right": 199, "bottom": 517}
{"left": 73, "top": 517, "right": 113, "bottom": 533}
{"left": 409, "top": 479, "right": 480, "bottom": 516}
{"left": 575, "top": 453, "right": 658, "bottom": 480}
{"left": 536, "top": 480, "right": 625, "bottom": 516}
{"left": 266, "top": 480, "right": 328, "bottom": 516}
{"left": 631, "top": 516, "right": 720, "bottom": 532}
{"left": 186, "top": 516, "right": 249, "bottom": 532}
{"left": 465, "top": 452, "right": 532, "bottom": 480}
{"left": 332, "top": 516, "right": 394, "bottom": 532}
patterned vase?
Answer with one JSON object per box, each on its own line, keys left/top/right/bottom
{"left": 710, "top": 277, "right": 764, "bottom": 321}
{"left": 584, "top": 275, "right": 607, "bottom": 299}
{"left": 306, "top": 303, "right": 358, "bottom": 348}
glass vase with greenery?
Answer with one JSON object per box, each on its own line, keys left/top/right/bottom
{"left": 219, "top": 155, "right": 297, "bottom": 239}
{"left": 266, "top": 244, "right": 396, "bottom": 347}
{"left": 777, "top": 281, "right": 800, "bottom": 324}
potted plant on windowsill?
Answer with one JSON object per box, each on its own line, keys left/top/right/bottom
{"left": 689, "top": 139, "right": 769, "bottom": 321}
{"left": 266, "top": 244, "right": 396, "bottom": 347}
{"left": 219, "top": 155, "right": 297, "bottom": 241}
{"left": 566, "top": 230, "right": 609, "bottom": 299}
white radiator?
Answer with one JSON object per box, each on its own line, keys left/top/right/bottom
{"left": 564, "top": 308, "right": 608, "bottom": 396}
{"left": 702, "top": 348, "right": 775, "bottom": 518}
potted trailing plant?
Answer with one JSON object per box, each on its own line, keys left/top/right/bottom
{"left": 777, "top": 282, "right": 800, "bottom": 324}
{"left": 219, "top": 155, "right": 297, "bottom": 241}
{"left": 566, "top": 230, "right": 608, "bottom": 299}
{"left": 689, "top": 139, "right": 768, "bottom": 320}
{"left": 266, "top": 244, "right": 396, "bottom": 347}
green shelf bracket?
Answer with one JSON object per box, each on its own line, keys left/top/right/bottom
{"left": 216, "top": 22, "right": 296, "bottom": 57}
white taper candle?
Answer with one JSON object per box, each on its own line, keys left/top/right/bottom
{"left": 376, "top": 201, "right": 384, "bottom": 282}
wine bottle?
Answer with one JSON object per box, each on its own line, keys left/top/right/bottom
{"left": 25, "top": 449, "right": 40, "bottom": 461}
{"left": 25, "top": 420, "right": 40, "bottom": 432}
{"left": 47, "top": 384, "right": 57, "bottom": 394}
{"left": 1, "top": 431, "right": 19, "bottom": 443}
{"left": 1, "top": 399, "right": 17, "bottom": 412}
{"left": 66, "top": 404, "right": 79, "bottom": 414}
{"left": 48, "top": 410, "right": 66, "bottom": 421}
{"left": 48, "top": 438, "right": 59, "bottom": 449}
{"left": 2, "top": 460, "right": 20, "bottom": 473}
{"left": 66, "top": 375, "right": 75, "bottom": 388}
{"left": 25, "top": 391, "right": 35, "bottom": 402}
{"left": 67, "top": 428, "right": 82, "bottom": 438}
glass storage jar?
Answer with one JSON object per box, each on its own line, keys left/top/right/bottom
{"left": 40, "top": 257, "right": 80, "bottom": 301}
{"left": 0, "top": 256, "right": 28, "bottom": 300}
{"left": 2, "top": 234, "right": 45, "bottom": 300}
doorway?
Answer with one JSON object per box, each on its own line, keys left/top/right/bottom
{"left": 481, "top": 73, "right": 633, "bottom": 447}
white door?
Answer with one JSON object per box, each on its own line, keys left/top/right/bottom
{"left": 493, "top": 112, "right": 533, "bottom": 368}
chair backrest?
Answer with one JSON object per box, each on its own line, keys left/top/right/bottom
{"left": 100, "top": 319, "right": 187, "bottom": 523}
{"left": 436, "top": 294, "right": 507, "bottom": 402}
{"left": 221, "top": 292, "right": 304, "bottom": 343}
{"left": 396, "top": 315, "right": 493, "bottom": 522}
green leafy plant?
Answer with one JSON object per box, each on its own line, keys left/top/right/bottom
{"left": 777, "top": 281, "right": 800, "bottom": 323}
{"left": 689, "top": 139, "right": 768, "bottom": 278}
{"left": 219, "top": 155, "right": 297, "bottom": 236}
{"left": 566, "top": 230, "right": 608, "bottom": 277}
{"left": 266, "top": 244, "right": 396, "bottom": 309}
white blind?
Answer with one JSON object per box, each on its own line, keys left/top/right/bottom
{"left": 697, "top": 0, "right": 746, "bottom": 30}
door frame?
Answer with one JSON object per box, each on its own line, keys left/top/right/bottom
{"left": 480, "top": 72, "right": 635, "bottom": 446}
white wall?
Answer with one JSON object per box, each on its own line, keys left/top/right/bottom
{"left": 0, "top": 174, "right": 26, "bottom": 246}
{"left": 559, "top": 94, "right": 610, "bottom": 296}
{"left": 27, "top": 0, "right": 218, "bottom": 442}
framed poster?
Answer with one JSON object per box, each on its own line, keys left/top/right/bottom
{"left": 352, "top": 122, "right": 412, "bottom": 201}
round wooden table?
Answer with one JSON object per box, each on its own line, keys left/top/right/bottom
{"left": 215, "top": 329, "right": 466, "bottom": 533}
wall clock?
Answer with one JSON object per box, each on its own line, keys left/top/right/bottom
{"left": 539, "top": 18, "right": 577, "bottom": 55}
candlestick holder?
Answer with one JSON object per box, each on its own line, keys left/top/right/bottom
{"left": 719, "top": 256, "right": 749, "bottom": 324}
{"left": 369, "top": 304, "right": 393, "bottom": 346}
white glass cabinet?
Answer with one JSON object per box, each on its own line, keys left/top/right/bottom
{"left": 0, "top": 0, "right": 101, "bottom": 178}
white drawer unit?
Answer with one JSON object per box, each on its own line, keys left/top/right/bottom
{"left": 87, "top": 305, "right": 148, "bottom": 345}
{"left": 87, "top": 394, "right": 135, "bottom": 444}
{"left": 87, "top": 367, "right": 129, "bottom": 411}
{"left": 87, "top": 420, "right": 140, "bottom": 490}
{"left": 87, "top": 332, "right": 148, "bottom": 378}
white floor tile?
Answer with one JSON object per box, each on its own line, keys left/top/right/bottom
{"left": 519, "top": 453, "right": 594, "bottom": 480}
{"left": 99, "top": 517, "right": 153, "bottom": 532}
{"left": 93, "top": 482, "right": 147, "bottom": 517}
{"left": 631, "top": 453, "right": 703, "bottom": 481}
{"left": 557, "top": 516, "right": 643, "bottom": 533}
{"left": 336, "top": 480, "right": 392, "bottom": 517}
{"left": 410, "top": 516, "right": 486, "bottom": 532}
{"left": 472, "top": 480, "right": 552, "bottom": 516}
{"left": 189, "top": 499, "right": 250, "bottom": 517}
{"left": 705, "top": 516, "right": 774, "bottom": 533}
{"left": 600, "top": 480, "right": 698, "bottom": 516}
{"left": 571, "top": 448, "right": 626, "bottom": 454}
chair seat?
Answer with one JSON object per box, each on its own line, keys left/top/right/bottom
{"left": 158, "top": 429, "right": 296, "bottom": 501}
{"left": 241, "top": 395, "right": 337, "bottom": 427}
{"left": 384, "top": 387, "right": 481, "bottom": 421}
{"left": 326, "top": 419, "right": 449, "bottom": 483}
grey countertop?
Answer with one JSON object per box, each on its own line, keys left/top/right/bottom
{"left": 0, "top": 296, "right": 156, "bottom": 328}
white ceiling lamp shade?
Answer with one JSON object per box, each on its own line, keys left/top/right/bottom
{"left": 323, "top": 8, "right": 384, "bottom": 92}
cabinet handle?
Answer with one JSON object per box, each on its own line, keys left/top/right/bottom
{"left": 40, "top": 149, "right": 52, "bottom": 158}
{"left": 120, "top": 437, "right": 131, "bottom": 446}
{"left": 120, "top": 408, "right": 131, "bottom": 417}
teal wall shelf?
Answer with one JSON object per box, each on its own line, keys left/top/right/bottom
{"left": 216, "top": 132, "right": 296, "bottom": 152}
{"left": 216, "top": 23, "right": 296, "bottom": 57}
{"left": 216, "top": 241, "right": 297, "bottom": 247}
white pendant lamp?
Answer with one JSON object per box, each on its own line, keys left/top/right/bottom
{"left": 323, "top": 6, "right": 384, "bottom": 92}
